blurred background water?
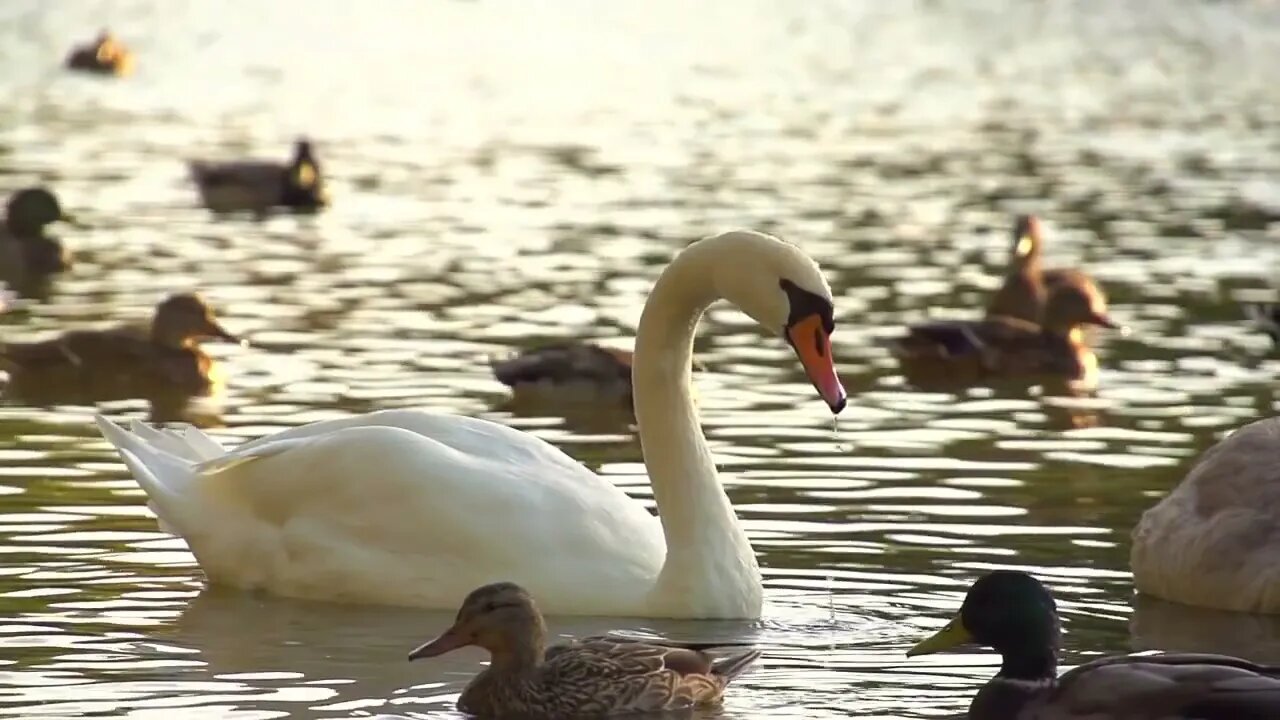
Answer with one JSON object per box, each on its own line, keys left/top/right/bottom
{"left": 1, "top": 0, "right": 1280, "bottom": 717}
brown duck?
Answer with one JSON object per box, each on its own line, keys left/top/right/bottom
{"left": 0, "top": 293, "right": 241, "bottom": 403}
{"left": 65, "top": 30, "right": 134, "bottom": 76}
{"left": 1, "top": 187, "right": 75, "bottom": 277}
{"left": 984, "top": 214, "right": 1081, "bottom": 323}
{"left": 894, "top": 271, "right": 1119, "bottom": 389}
{"left": 408, "top": 582, "right": 761, "bottom": 717}
{"left": 188, "top": 139, "right": 328, "bottom": 216}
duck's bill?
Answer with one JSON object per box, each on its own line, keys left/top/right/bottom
{"left": 407, "top": 627, "right": 468, "bottom": 661}
{"left": 206, "top": 321, "right": 246, "bottom": 346}
{"left": 1088, "top": 312, "right": 1121, "bottom": 330}
{"left": 57, "top": 212, "right": 89, "bottom": 230}
{"left": 785, "top": 314, "right": 847, "bottom": 414}
{"left": 906, "top": 616, "right": 972, "bottom": 657}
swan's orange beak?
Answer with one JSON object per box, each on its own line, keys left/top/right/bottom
{"left": 786, "top": 314, "right": 847, "bottom": 414}
{"left": 407, "top": 625, "right": 469, "bottom": 661}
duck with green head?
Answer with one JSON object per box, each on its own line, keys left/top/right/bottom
{"left": 909, "top": 570, "right": 1280, "bottom": 719}
{"left": 188, "top": 139, "right": 328, "bottom": 217}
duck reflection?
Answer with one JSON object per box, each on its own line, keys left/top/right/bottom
{"left": 1131, "top": 593, "right": 1280, "bottom": 664}
{"left": 0, "top": 293, "right": 240, "bottom": 426}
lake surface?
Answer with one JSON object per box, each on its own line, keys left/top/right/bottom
{"left": 2, "top": 0, "right": 1280, "bottom": 717}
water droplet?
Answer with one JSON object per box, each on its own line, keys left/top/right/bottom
{"left": 827, "top": 574, "right": 836, "bottom": 625}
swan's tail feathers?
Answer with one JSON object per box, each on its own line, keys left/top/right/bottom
{"left": 124, "top": 419, "right": 216, "bottom": 462}
{"left": 95, "top": 414, "right": 202, "bottom": 534}
{"left": 710, "top": 649, "right": 762, "bottom": 684}
{"left": 193, "top": 436, "right": 313, "bottom": 477}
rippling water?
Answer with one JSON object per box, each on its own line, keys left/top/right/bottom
{"left": 2, "top": 0, "right": 1280, "bottom": 717}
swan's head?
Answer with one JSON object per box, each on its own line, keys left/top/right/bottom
{"left": 407, "top": 582, "right": 546, "bottom": 661}
{"left": 698, "top": 230, "right": 847, "bottom": 414}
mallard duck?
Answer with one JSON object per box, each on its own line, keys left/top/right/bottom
{"left": 893, "top": 271, "right": 1118, "bottom": 389}
{"left": 408, "top": 582, "right": 761, "bottom": 716}
{"left": 92, "top": 231, "right": 846, "bottom": 616}
{"left": 1132, "top": 415, "right": 1280, "bottom": 613}
{"left": 65, "top": 30, "right": 134, "bottom": 76}
{"left": 188, "top": 139, "right": 328, "bottom": 216}
{"left": 1, "top": 187, "right": 75, "bottom": 276}
{"left": 492, "top": 341, "right": 703, "bottom": 404}
{"left": 0, "top": 292, "right": 241, "bottom": 403}
{"left": 492, "top": 342, "right": 636, "bottom": 399}
{"left": 984, "top": 215, "right": 1081, "bottom": 323}
{"left": 908, "top": 570, "right": 1280, "bottom": 719}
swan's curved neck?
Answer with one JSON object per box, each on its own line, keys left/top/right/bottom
{"left": 633, "top": 245, "right": 759, "bottom": 615}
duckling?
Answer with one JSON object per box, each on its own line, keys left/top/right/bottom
{"left": 408, "top": 582, "right": 761, "bottom": 717}
{"left": 188, "top": 139, "right": 328, "bottom": 216}
{"left": 65, "top": 30, "right": 134, "bottom": 76}
{"left": 893, "top": 272, "right": 1118, "bottom": 389}
{"left": 0, "top": 293, "right": 241, "bottom": 403}
{"left": 908, "top": 570, "right": 1280, "bottom": 719}
{"left": 984, "top": 215, "right": 1079, "bottom": 324}
{"left": 1, "top": 187, "right": 75, "bottom": 276}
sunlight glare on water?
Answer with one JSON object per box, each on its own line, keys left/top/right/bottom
{"left": 0, "top": 0, "right": 1279, "bottom": 718}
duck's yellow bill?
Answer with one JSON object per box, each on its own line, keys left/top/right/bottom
{"left": 906, "top": 616, "right": 972, "bottom": 657}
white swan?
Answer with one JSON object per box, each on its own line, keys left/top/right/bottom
{"left": 1131, "top": 415, "right": 1280, "bottom": 613}
{"left": 95, "top": 230, "right": 847, "bottom": 618}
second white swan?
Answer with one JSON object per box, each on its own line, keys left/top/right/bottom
{"left": 94, "top": 230, "right": 847, "bottom": 618}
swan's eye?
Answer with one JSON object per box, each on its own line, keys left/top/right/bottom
{"left": 779, "top": 279, "right": 835, "bottom": 334}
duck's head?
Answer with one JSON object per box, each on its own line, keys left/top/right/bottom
{"left": 5, "top": 188, "right": 74, "bottom": 237}
{"left": 1009, "top": 215, "right": 1044, "bottom": 264}
{"left": 907, "top": 570, "right": 1061, "bottom": 659}
{"left": 284, "top": 138, "right": 327, "bottom": 207}
{"left": 408, "top": 582, "right": 545, "bottom": 660}
{"left": 152, "top": 293, "right": 240, "bottom": 349}
{"left": 693, "top": 230, "right": 846, "bottom": 414}
{"left": 1043, "top": 273, "right": 1120, "bottom": 337}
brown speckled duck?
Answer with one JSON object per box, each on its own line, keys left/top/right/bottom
{"left": 188, "top": 139, "right": 328, "bottom": 216}
{"left": 65, "top": 30, "right": 134, "bottom": 76}
{"left": 908, "top": 571, "right": 1280, "bottom": 720}
{"left": 0, "top": 293, "right": 241, "bottom": 403}
{"left": 409, "top": 582, "right": 761, "bottom": 717}
{"left": 984, "top": 215, "right": 1079, "bottom": 324}
{"left": 894, "top": 272, "right": 1118, "bottom": 389}
{"left": 1, "top": 187, "right": 75, "bottom": 277}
